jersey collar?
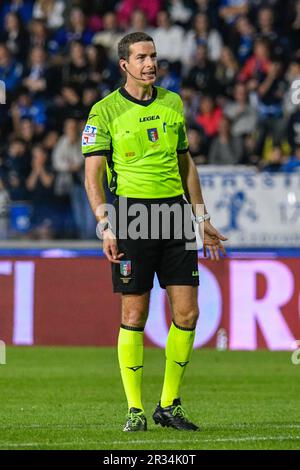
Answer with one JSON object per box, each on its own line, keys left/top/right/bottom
{"left": 119, "top": 86, "right": 157, "bottom": 107}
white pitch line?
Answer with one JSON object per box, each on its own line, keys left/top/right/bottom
{"left": 0, "top": 423, "right": 300, "bottom": 430}
{"left": 104, "top": 436, "right": 300, "bottom": 445}
{"left": 1, "top": 435, "right": 300, "bottom": 448}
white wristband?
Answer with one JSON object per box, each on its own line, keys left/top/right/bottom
{"left": 194, "top": 213, "right": 210, "bottom": 224}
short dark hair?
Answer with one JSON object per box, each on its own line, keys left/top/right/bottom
{"left": 118, "top": 32, "right": 154, "bottom": 61}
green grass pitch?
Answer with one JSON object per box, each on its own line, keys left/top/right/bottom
{"left": 0, "top": 347, "right": 300, "bottom": 450}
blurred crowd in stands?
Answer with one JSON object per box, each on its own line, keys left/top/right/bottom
{"left": 1, "top": 0, "right": 300, "bottom": 239}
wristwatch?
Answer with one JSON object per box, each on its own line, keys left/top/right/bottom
{"left": 194, "top": 213, "right": 210, "bottom": 224}
{"left": 96, "top": 219, "right": 112, "bottom": 239}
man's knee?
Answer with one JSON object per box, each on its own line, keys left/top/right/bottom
{"left": 173, "top": 307, "right": 199, "bottom": 329}
{"left": 122, "top": 307, "right": 148, "bottom": 329}
{"left": 121, "top": 292, "right": 150, "bottom": 329}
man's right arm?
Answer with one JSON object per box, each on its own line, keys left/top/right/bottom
{"left": 84, "top": 155, "right": 107, "bottom": 222}
{"left": 84, "top": 155, "right": 124, "bottom": 263}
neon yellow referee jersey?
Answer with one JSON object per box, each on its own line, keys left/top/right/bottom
{"left": 82, "top": 86, "right": 189, "bottom": 198}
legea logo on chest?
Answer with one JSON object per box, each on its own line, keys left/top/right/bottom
{"left": 139, "top": 115, "right": 160, "bottom": 122}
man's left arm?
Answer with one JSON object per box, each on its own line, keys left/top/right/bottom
{"left": 178, "top": 151, "right": 227, "bottom": 260}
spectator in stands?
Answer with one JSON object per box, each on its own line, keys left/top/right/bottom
{"left": 238, "top": 38, "right": 271, "bottom": 87}
{"left": 52, "top": 118, "right": 95, "bottom": 239}
{"left": 85, "top": 8, "right": 103, "bottom": 35}
{"left": 28, "top": 18, "right": 52, "bottom": 54}
{"left": 0, "top": 44, "right": 23, "bottom": 96}
{"left": 0, "top": 11, "right": 29, "bottom": 62}
{"left": 242, "top": 133, "right": 257, "bottom": 165}
{"left": 215, "top": 46, "right": 239, "bottom": 97}
{"left": 168, "top": 0, "right": 193, "bottom": 27}
{"left": 85, "top": 45, "right": 102, "bottom": 87}
{"left": 287, "top": 0, "right": 300, "bottom": 52}
{"left": 62, "top": 40, "right": 89, "bottom": 86}
{"left": 185, "top": 13, "right": 223, "bottom": 65}
{"left": 26, "top": 144, "right": 56, "bottom": 239}
{"left": 219, "top": 0, "right": 249, "bottom": 26}
{"left": 52, "top": 118, "right": 82, "bottom": 198}
{"left": 86, "top": 44, "right": 120, "bottom": 92}
{"left": 0, "top": 0, "right": 33, "bottom": 29}
{"left": 42, "top": 129, "right": 59, "bottom": 154}
{"left": 0, "top": 151, "right": 5, "bottom": 177}
{"left": 260, "top": 145, "right": 285, "bottom": 172}
{"left": 53, "top": 7, "right": 94, "bottom": 51}
{"left": 0, "top": 177, "right": 9, "bottom": 239}
{"left": 257, "top": 7, "right": 277, "bottom": 41}
{"left": 81, "top": 81, "right": 101, "bottom": 119}
{"left": 11, "top": 87, "right": 47, "bottom": 134}
{"left": 188, "top": 126, "right": 209, "bottom": 165}
{"left": 186, "top": 44, "right": 218, "bottom": 95}
{"left": 281, "top": 144, "right": 300, "bottom": 172}
{"left": 152, "top": 10, "right": 185, "bottom": 63}
{"left": 224, "top": 82, "right": 257, "bottom": 137}
{"left": 79, "top": 0, "right": 119, "bottom": 17}
{"left": 22, "top": 46, "right": 48, "bottom": 96}
{"left": 233, "top": 15, "right": 255, "bottom": 65}
{"left": 59, "top": 83, "right": 83, "bottom": 122}
{"left": 3, "top": 138, "right": 30, "bottom": 201}
{"left": 117, "top": 0, "right": 162, "bottom": 28}
{"left": 92, "top": 11, "right": 123, "bottom": 63}
{"left": 156, "top": 59, "right": 181, "bottom": 93}
{"left": 193, "top": 0, "right": 219, "bottom": 26}
{"left": 208, "top": 116, "right": 244, "bottom": 165}
{"left": 256, "top": 6, "right": 289, "bottom": 61}
{"left": 32, "top": 0, "right": 65, "bottom": 30}
{"left": 180, "top": 83, "right": 201, "bottom": 126}
{"left": 283, "top": 58, "right": 300, "bottom": 116}
{"left": 0, "top": 82, "right": 5, "bottom": 104}
{"left": 195, "top": 95, "right": 223, "bottom": 141}
{"left": 127, "top": 9, "right": 154, "bottom": 36}
{"left": 255, "top": 61, "right": 287, "bottom": 157}
{"left": 287, "top": 107, "right": 300, "bottom": 153}
{"left": 15, "top": 118, "right": 40, "bottom": 150}
{"left": 250, "top": 0, "right": 282, "bottom": 12}
{"left": 48, "top": 83, "right": 84, "bottom": 129}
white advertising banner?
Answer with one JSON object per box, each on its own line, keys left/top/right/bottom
{"left": 198, "top": 166, "right": 300, "bottom": 247}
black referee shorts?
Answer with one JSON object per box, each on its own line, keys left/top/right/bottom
{"left": 111, "top": 195, "right": 199, "bottom": 294}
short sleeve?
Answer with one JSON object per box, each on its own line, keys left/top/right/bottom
{"left": 177, "top": 98, "right": 189, "bottom": 154}
{"left": 82, "top": 104, "right": 112, "bottom": 158}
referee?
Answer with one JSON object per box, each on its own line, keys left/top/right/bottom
{"left": 83, "top": 32, "right": 227, "bottom": 432}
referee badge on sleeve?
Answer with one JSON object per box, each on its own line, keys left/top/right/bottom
{"left": 120, "top": 260, "right": 132, "bottom": 284}
{"left": 82, "top": 125, "right": 97, "bottom": 146}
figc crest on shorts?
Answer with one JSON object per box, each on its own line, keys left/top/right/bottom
{"left": 120, "top": 260, "right": 131, "bottom": 277}
{"left": 147, "top": 128, "right": 159, "bottom": 142}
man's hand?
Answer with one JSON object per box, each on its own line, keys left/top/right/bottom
{"left": 201, "top": 221, "right": 227, "bottom": 261}
{"left": 102, "top": 229, "right": 124, "bottom": 264}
